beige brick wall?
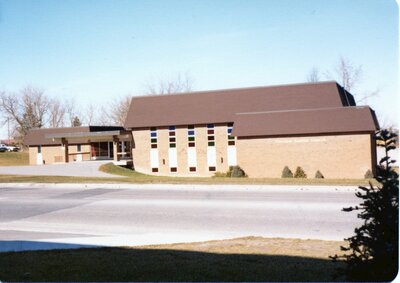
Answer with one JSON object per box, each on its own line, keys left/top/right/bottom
{"left": 68, "top": 144, "right": 91, "bottom": 162}
{"left": 131, "top": 124, "right": 231, "bottom": 177}
{"left": 157, "top": 126, "right": 169, "bottom": 175}
{"left": 28, "top": 145, "right": 65, "bottom": 165}
{"left": 28, "top": 147, "right": 39, "bottom": 165}
{"left": 236, "top": 134, "right": 374, "bottom": 179}
{"left": 28, "top": 144, "right": 92, "bottom": 165}
{"left": 132, "top": 129, "right": 151, "bottom": 173}
{"left": 215, "top": 124, "right": 230, "bottom": 173}
{"left": 176, "top": 126, "right": 189, "bottom": 174}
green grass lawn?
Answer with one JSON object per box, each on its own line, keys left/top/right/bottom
{"left": 98, "top": 162, "right": 376, "bottom": 186}
{"left": 0, "top": 237, "right": 346, "bottom": 282}
{"left": 0, "top": 151, "right": 29, "bottom": 166}
{"left": 0, "top": 161, "right": 377, "bottom": 186}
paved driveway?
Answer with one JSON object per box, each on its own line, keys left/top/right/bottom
{"left": 0, "top": 161, "right": 120, "bottom": 178}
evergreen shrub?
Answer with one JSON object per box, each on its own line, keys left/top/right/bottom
{"left": 229, "top": 166, "right": 246, "bottom": 178}
{"left": 364, "top": 169, "right": 374, "bottom": 179}
{"left": 281, "top": 166, "right": 293, "bottom": 178}
{"left": 315, "top": 170, "right": 324, "bottom": 179}
{"left": 294, "top": 166, "right": 307, "bottom": 178}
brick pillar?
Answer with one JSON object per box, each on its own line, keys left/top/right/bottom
{"left": 62, "top": 138, "right": 69, "bottom": 163}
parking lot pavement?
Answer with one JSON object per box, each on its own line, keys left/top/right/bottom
{"left": 0, "top": 161, "right": 120, "bottom": 178}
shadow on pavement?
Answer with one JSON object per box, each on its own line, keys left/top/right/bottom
{"left": 0, "top": 240, "right": 98, "bottom": 252}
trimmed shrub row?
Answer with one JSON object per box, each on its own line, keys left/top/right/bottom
{"left": 281, "top": 166, "right": 324, "bottom": 179}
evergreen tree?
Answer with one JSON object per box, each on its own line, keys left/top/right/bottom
{"left": 331, "top": 129, "right": 398, "bottom": 281}
{"left": 72, "top": 116, "right": 82, "bottom": 127}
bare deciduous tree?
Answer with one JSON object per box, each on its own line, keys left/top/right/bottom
{"left": 0, "top": 91, "right": 22, "bottom": 133}
{"left": 306, "top": 67, "right": 320, "bottom": 83}
{"left": 21, "top": 86, "right": 50, "bottom": 130}
{"left": 307, "top": 56, "right": 378, "bottom": 103}
{"left": 64, "top": 98, "right": 81, "bottom": 127}
{"left": 48, "top": 98, "right": 66, "bottom": 128}
{"left": 0, "top": 86, "right": 51, "bottom": 138}
{"left": 145, "top": 72, "right": 194, "bottom": 95}
{"left": 84, "top": 103, "right": 98, "bottom": 125}
{"left": 333, "top": 56, "right": 362, "bottom": 92}
{"left": 103, "top": 95, "right": 132, "bottom": 126}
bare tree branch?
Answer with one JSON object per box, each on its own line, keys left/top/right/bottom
{"left": 356, "top": 88, "right": 380, "bottom": 104}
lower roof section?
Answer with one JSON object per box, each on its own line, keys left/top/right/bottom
{"left": 24, "top": 126, "right": 125, "bottom": 146}
{"left": 231, "top": 106, "right": 379, "bottom": 138}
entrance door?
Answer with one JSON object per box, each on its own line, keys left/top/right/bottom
{"left": 90, "top": 142, "right": 113, "bottom": 160}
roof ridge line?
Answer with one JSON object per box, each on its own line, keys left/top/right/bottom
{"left": 236, "top": 106, "right": 368, "bottom": 115}
{"left": 132, "top": 80, "right": 339, "bottom": 99}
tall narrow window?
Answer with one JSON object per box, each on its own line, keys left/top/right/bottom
{"left": 169, "top": 126, "right": 178, "bottom": 172}
{"left": 207, "top": 124, "right": 215, "bottom": 147}
{"left": 150, "top": 127, "right": 159, "bottom": 172}
{"left": 207, "top": 124, "right": 216, "bottom": 170}
{"left": 77, "top": 144, "right": 81, "bottom": 152}
{"left": 227, "top": 123, "right": 235, "bottom": 146}
{"left": 187, "top": 125, "right": 195, "bottom": 147}
{"left": 227, "top": 122, "right": 237, "bottom": 166}
{"left": 187, "top": 125, "right": 197, "bottom": 172}
{"left": 150, "top": 128, "right": 158, "bottom": 148}
{"left": 37, "top": 145, "right": 42, "bottom": 154}
{"left": 169, "top": 126, "right": 176, "bottom": 148}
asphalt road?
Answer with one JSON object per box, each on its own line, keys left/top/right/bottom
{"left": 0, "top": 184, "right": 362, "bottom": 252}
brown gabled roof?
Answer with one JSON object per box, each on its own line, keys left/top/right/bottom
{"left": 124, "top": 81, "right": 355, "bottom": 128}
{"left": 231, "top": 106, "right": 379, "bottom": 137}
{"left": 24, "top": 126, "right": 124, "bottom": 146}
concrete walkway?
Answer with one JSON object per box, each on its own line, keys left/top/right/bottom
{"left": 0, "top": 161, "right": 120, "bottom": 178}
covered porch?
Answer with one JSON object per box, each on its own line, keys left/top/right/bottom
{"left": 46, "top": 128, "right": 133, "bottom": 166}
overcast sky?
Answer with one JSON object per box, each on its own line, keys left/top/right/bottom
{"left": 0, "top": 0, "right": 398, "bottom": 138}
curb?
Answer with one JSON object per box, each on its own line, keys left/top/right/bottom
{"left": 0, "top": 182, "right": 360, "bottom": 193}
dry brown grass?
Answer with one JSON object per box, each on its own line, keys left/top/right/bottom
{"left": 0, "top": 152, "right": 29, "bottom": 166}
{"left": 142, "top": 236, "right": 346, "bottom": 259}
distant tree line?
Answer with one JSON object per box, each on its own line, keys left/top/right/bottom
{"left": 0, "top": 72, "right": 194, "bottom": 143}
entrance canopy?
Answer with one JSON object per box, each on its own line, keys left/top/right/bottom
{"left": 24, "top": 126, "right": 133, "bottom": 164}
